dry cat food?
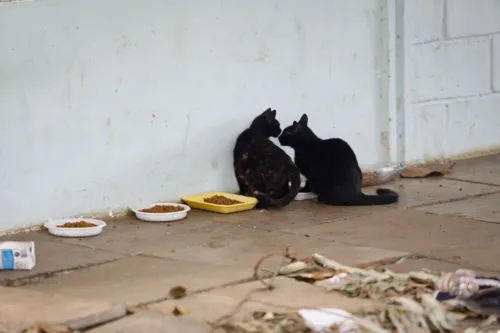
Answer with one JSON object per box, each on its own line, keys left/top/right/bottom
{"left": 140, "top": 205, "right": 185, "bottom": 213}
{"left": 204, "top": 195, "right": 243, "bottom": 205}
{"left": 57, "top": 221, "right": 98, "bottom": 228}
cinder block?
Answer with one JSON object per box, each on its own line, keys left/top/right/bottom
{"left": 444, "top": 94, "right": 500, "bottom": 156}
{"left": 494, "top": 35, "right": 500, "bottom": 91}
{"left": 447, "top": 0, "right": 500, "bottom": 38}
{"left": 406, "top": 94, "right": 500, "bottom": 162}
{"left": 405, "top": 103, "right": 447, "bottom": 163}
{"left": 408, "top": 0, "right": 443, "bottom": 44}
{"left": 411, "top": 38, "right": 490, "bottom": 102}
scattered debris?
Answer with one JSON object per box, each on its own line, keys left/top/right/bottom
{"left": 215, "top": 294, "right": 459, "bottom": 333}
{"left": 20, "top": 323, "right": 71, "bottom": 333}
{"left": 172, "top": 306, "right": 188, "bottom": 316}
{"left": 212, "top": 251, "right": 500, "bottom": 333}
{"left": 298, "top": 308, "right": 358, "bottom": 333}
{"left": 438, "top": 269, "right": 478, "bottom": 297}
{"left": 436, "top": 276, "right": 500, "bottom": 317}
{"left": 169, "top": 285, "right": 187, "bottom": 299}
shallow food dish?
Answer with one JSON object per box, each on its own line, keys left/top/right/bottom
{"left": 44, "top": 218, "right": 107, "bottom": 238}
{"left": 294, "top": 192, "right": 318, "bottom": 201}
{"left": 129, "top": 203, "right": 191, "bottom": 222}
{"left": 182, "top": 192, "right": 258, "bottom": 214}
{"left": 294, "top": 181, "right": 318, "bottom": 201}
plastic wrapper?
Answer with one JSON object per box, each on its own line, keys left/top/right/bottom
{"left": 362, "top": 165, "right": 404, "bottom": 187}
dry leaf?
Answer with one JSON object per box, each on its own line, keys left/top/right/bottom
{"left": 278, "top": 261, "right": 309, "bottom": 275}
{"left": 169, "top": 285, "right": 187, "bottom": 299}
{"left": 20, "top": 327, "right": 39, "bottom": 333}
{"left": 172, "top": 306, "right": 188, "bottom": 316}
{"left": 38, "top": 323, "right": 71, "bottom": 333}
{"left": 400, "top": 162, "right": 456, "bottom": 178}
{"left": 312, "top": 271, "right": 329, "bottom": 281}
{"left": 20, "top": 323, "right": 70, "bottom": 333}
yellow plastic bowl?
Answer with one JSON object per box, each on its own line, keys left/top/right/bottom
{"left": 181, "top": 192, "right": 258, "bottom": 214}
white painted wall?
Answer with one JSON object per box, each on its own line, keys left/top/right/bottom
{"left": 404, "top": 0, "right": 500, "bottom": 163}
{"left": 0, "top": 0, "right": 390, "bottom": 230}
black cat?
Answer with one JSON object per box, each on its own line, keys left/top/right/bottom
{"left": 233, "top": 108, "right": 301, "bottom": 208}
{"left": 278, "top": 114, "right": 399, "bottom": 205}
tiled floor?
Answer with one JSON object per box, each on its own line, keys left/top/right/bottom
{"left": 2, "top": 155, "right": 500, "bottom": 332}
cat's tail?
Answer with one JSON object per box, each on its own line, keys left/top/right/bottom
{"left": 255, "top": 167, "right": 301, "bottom": 208}
{"left": 321, "top": 188, "right": 399, "bottom": 206}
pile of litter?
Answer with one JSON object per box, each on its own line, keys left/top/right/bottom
{"left": 213, "top": 252, "right": 500, "bottom": 333}
{"left": 215, "top": 295, "right": 459, "bottom": 333}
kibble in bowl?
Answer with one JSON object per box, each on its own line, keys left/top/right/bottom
{"left": 57, "top": 221, "right": 98, "bottom": 228}
{"left": 130, "top": 203, "right": 191, "bottom": 222}
{"left": 203, "top": 195, "right": 243, "bottom": 205}
{"left": 140, "top": 205, "right": 185, "bottom": 213}
{"left": 45, "top": 218, "right": 107, "bottom": 238}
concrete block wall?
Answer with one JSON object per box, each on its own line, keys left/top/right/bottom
{"left": 405, "top": 0, "right": 500, "bottom": 163}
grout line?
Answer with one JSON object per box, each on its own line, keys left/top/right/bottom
{"left": 410, "top": 189, "right": 500, "bottom": 209}
{"left": 491, "top": 36, "right": 495, "bottom": 92}
{"left": 412, "top": 91, "right": 500, "bottom": 105}
{"left": 442, "top": 0, "right": 448, "bottom": 39}
{"left": 1, "top": 256, "right": 128, "bottom": 287}
{"left": 423, "top": 210, "right": 500, "bottom": 226}
{"left": 412, "top": 31, "right": 500, "bottom": 46}
{"left": 444, "top": 176, "right": 500, "bottom": 187}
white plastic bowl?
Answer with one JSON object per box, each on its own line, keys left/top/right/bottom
{"left": 294, "top": 192, "right": 318, "bottom": 201}
{"left": 44, "top": 218, "right": 106, "bottom": 238}
{"left": 129, "top": 203, "right": 191, "bottom": 222}
{"left": 294, "top": 181, "right": 318, "bottom": 201}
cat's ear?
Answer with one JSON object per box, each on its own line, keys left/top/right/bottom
{"left": 262, "top": 108, "right": 275, "bottom": 123}
{"left": 293, "top": 121, "right": 298, "bottom": 125}
{"left": 298, "top": 114, "right": 308, "bottom": 125}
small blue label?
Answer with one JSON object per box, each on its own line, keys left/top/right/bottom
{"left": 1, "top": 250, "right": 14, "bottom": 270}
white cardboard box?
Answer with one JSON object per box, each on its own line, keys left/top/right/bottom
{"left": 0, "top": 241, "right": 36, "bottom": 270}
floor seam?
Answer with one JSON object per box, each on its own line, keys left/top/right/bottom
{"left": 444, "top": 176, "right": 500, "bottom": 187}
{"left": 1, "top": 256, "right": 130, "bottom": 287}
{"left": 421, "top": 211, "right": 500, "bottom": 226}
{"left": 409, "top": 189, "right": 500, "bottom": 209}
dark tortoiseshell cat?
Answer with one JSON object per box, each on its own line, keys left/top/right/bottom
{"left": 233, "top": 108, "right": 301, "bottom": 208}
{"left": 279, "top": 114, "right": 399, "bottom": 206}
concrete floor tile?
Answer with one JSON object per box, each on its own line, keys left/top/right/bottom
{"left": 161, "top": 231, "right": 409, "bottom": 268}
{"left": 25, "top": 256, "right": 254, "bottom": 306}
{"left": 428, "top": 243, "right": 500, "bottom": 273}
{"left": 0, "top": 286, "right": 126, "bottom": 332}
{"left": 290, "top": 209, "right": 500, "bottom": 270}
{"left": 363, "top": 178, "right": 500, "bottom": 208}
{"left": 72, "top": 222, "right": 269, "bottom": 257}
{"left": 151, "top": 277, "right": 376, "bottom": 322}
{"left": 57, "top": 210, "right": 218, "bottom": 253}
{"left": 210, "top": 200, "right": 390, "bottom": 231}
{"left": 446, "top": 155, "right": 500, "bottom": 186}
{"left": 416, "top": 192, "right": 500, "bottom": 223}
{"left": 86, "top": 311, "right": 210, "bottom": 333}
{"left": 0, "top": 237, "right": 123, "bottom": 284}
